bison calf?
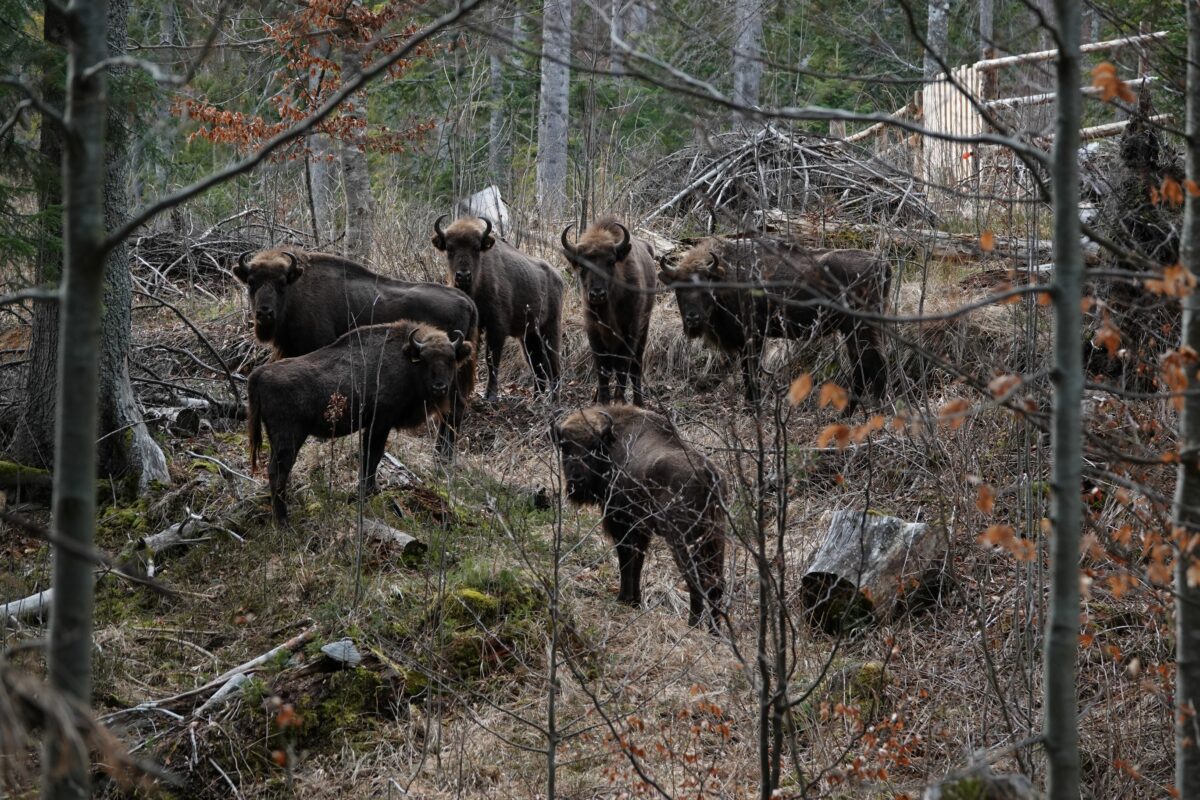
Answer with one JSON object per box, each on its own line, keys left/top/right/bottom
{"left": 552, "top": 405, "right": 726, "bottom": 630}
{"left": 433, "top": 216, "right": 563, "bottom": 400}
{"left": 561, "top": 217, "right": 656, "bottom": 405}
{"left": 248, "top": 321, "right": 473, "bottom": 522}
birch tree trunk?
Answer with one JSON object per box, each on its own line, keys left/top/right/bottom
{"left": 1044, "top": 0, "right": 1083, "bottom": 796}
{"left": 1174, "top": 0, "right": 1200, "bottom": 792}
{"left": 97, "top": 0, "right": 169, "bottom": 490}
{"left": 12, "top": 2, "right": 66, "bottom": 470}
{"left": 923, "top": 0, "right": 950, "bottom": 83}
{"left": 731, "top": 0, "right": 764, "bottom": 121}
{"left": 42, "top": 0, "right": 111, "bottom": 793}
{"left": 341, "top": 47, "right": 373, "bottom": 263}
{"left": 536, "top": 0, "right": 571, "bottom": 221}
{"left": 609, "top": 0, "right": 625, "bottom": 75}
{"left": 488, "top": 2, "right": 508, "bottom": 185}
{"left": 307, "top": 37, "right": 337, "bottom": 245}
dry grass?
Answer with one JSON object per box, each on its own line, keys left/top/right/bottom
{"left": 0, "top": 217, "right": 1176, "bottom": 799}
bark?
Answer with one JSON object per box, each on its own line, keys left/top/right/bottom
{"left": 12, "top": 3, "right": 66, "bottom": 470}
{"left": 96, "top": 0, "right": 169, "bottom": 491}
{"left": 979, "top": 0, "right": 994, "bottom": 59}
{"left": 536, "top": 0, "right": 571, "bottom": 220}
{"left": 341, "top": 48, "right": 373, "bottom": 262}
{"left": 1044, "top": 0, "right": 1083, "bottom": 797}
{"left": 42, "top": 0, "right": 111, "bottom": 793}
{"left": 609, "top": 0, "right": 624, "bottom": 75}
{"left": 731, "top": 0, "right": 764, "bottom": 120}
{"left": 1175, "top": 0, "right": 1200, "bottom": 792}
{"left": 923, "top": 0, "right": 950, "bottom": 84}
{"left": 307, "top": 37, "right": 337, "bottom": 245}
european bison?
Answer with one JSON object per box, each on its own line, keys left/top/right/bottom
{"left": 552, "top": 405, "right": 727, "bottom": 631}
{"left": 561, "top": 217, "right": 656, "bottom": 405}
{"left": 432, "top": 215, "right": 563, "bottom": 400}
{"left": 248, "top": 321, "right": 474, "bottom": 522}
{"left": 658, "top": 237, "right": 890, "bottom": 414}
{"left": 233, "top": 248, "right": 478, "bottom": 456}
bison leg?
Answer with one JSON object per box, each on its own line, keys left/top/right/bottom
{"left": 359, "top": 424, "right": 390, "bottom": 495}
{"left": 611, "top": 528, "right": 650, "bottom": 606}
{"left": 844, "top": 326, "right": 887, "bottom": 417}
{"left": 268, "top": 438, "right": 301, "bottom": 523}
{"left": 595, "top": 353, "right": 613, "bottom": 405}
{"left": 484, "top": 329, "right": 504, "bottom": 401}
{"left": 522, "top": 330, "right": 551, "bottom": 396}
{"left": 630, "top": 352, "right": 646, "bottom": 407}
{"left": 739, "top": 349, "right": 763, "bottom": 407}
{"left": 436, "top": 394, "right": 463, "bottom": 461}
{"left": 667, "top": 534, "right": 725, "bottom": 631}
{"left": 543, "top": 320, "right": 562, "bottom": 401}
{"left": 614, "top": 354, "right": 631, "bottom": 405}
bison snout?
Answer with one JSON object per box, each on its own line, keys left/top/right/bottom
{"left": 684, "top": 313, "right": 702, "bottom": 332}
{"left": 430, "top": 381, "right": 449, "bottom": 397}
{"left": 255, "top": 308, "right": 274, "bottom": 323}
{"left": 588, "top": 290, "right": 608, "bottom": 305}
{"left": 453, "top": 272, "right": 472, "bottom": 289}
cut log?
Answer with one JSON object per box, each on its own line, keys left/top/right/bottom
{"left": 1, "top": 589, "right": 53, "bottom": 626}
{"left": 800, "top": 510, "right": 946, "bottom": 632}
{"left": 0, "top": 461, "right": 53, "bottom": 504}
{"left": 361, "top": 518, "right": 427, "bottom": 561}
{"left": 194, "top": 673, "right": 250, "bottom": 717}
{"left": 924, "top": 766, "right": 1039, "bottom": 799}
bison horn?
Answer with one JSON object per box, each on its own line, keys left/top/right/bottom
{"left": 434, "top": 214, "right": 448, "bottom": 243}
{"left": 408, "top": 328, "right": 426, "bottom": 356}
{"left": 238, "top": 250, "right": 252, "bottom": 271}
{"left": 449, "top": 329, "right": 464, "bottom": 348}
{"left": 479, "top": 216, "right": 493, "bottom": 242}
{"left": 283, "top": 250, "right": 299, "bottom": 271}
{"left": 615, "top": 222, "right": 630, "bottom": 251}
{"left": 560, "top": 223, "right": 577, "bottom": 256}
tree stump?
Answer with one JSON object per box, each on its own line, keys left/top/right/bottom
{"left": 800, "top": 510, "right": 945, "bottom": 632}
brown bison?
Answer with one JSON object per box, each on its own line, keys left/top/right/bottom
{"left": 552, "top": 405, "right": 727, "bottom": 631}
{"left": 248, "top": 321, "right": 474, "bottom": 522}
{"left": 432, "top": 215, "right": 563, "bottom": 400}
{"left": 561, "top": 217, "right": 656, "bottom": 405}
{"left": 233, "top": 248, "right": 478, "bottom": 456}
{"left": 658, "top": 237, "right": 890, "bottom": 414}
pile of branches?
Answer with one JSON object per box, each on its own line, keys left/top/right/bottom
{"left": 129, "top": 208, "right": 314, "bottom": 296}
{"left": 636, "top": 124, "right": 935, "bottom": 229}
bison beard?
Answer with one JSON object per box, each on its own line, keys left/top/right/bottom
{"left": 553, "top": 405, "right": 727, "bottom": 631}
{"left": 247, "top": 321, "right": 473, "bottom": 522}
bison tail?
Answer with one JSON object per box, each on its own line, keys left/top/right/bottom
{"left": 247, "top": 375, "right": 263, "bottom": 473}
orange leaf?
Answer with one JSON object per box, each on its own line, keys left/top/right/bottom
{"left": 271, "top": 750, "right": 288, "bottom": 767}
{"left": 1037, "top": 291, "right": 1052, "bottom": 306}
{"left": 979, "top": 230, "right": 995, "bottom": 252}
{"left": 817, "top": 424, "right": 852, "bottom": 450}
{"left": 1081, "top": 296, "right": 1096, "bottom": 313}
{"left": 1092, "top": 321, "right": 1121, "bottom": 357}
{"left": 978, "top": 524, "right": 1015, "bottom": 547}
{"left": 787, "top": 373, "right": 813, "bottom": 405}
{"left": 818, "top": 382, "right": 849, "bottom": 412}
{"left": 987, "top": 374, "right": 1021, "bottom": 399}
{"left": 976, "top": 484, "right": 996, "bottom": 514}
{"left": 1162, "top": 176, "right": 1185, "bottom": 207}
{"left": 1188, "top": 561, "right": 1200, "bottom": 589}
{"left": 852, "top": 415, "right": 886, "bottom": 443}
{"left": 1186, "top": 179, "right": 1200, "bottom": 197}
{"left": 938, "top": 398, "right": 971, "bottom": 430}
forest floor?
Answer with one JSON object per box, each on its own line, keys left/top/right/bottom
{"left": 0, "top": 241, "right": 1178, "bottom": 799}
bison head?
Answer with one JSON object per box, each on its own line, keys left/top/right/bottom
{"left": 432, "top": 215, "right": 495, "bottom": 294}
{"left": 658, "top": 248, "right": 724, "bottom": 339}
{"left": 551, "top": 408, "right": 615, "bottom": 504}
{"left": 403, "top": 327, "right": 474, "bottom": 405}
{"left": 561, "top": 222, "right": 632, "bottom": 308}
{"left": 233, "top": 250, "right": 305, "bottom": 343}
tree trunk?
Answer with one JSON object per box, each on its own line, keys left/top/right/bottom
{"left": 979, "top": 0, "right": 996, "bottom": 100}
{"left": 536, "top": 0, "right": 571, "bottom": 221}
{"left": 96, "top": 0, "right": 169, "bottom": 491}
{"left": 923, "top": 0, "right": 950, "bottom": 84}
{"left": 12, "top": 3, "right": 66, "bottom": 470}
{"left": 42, "top": 0, "right": 112, "bottom": 793}
{"left": 307, "top": 37, "right": 337, "bottom": 246}
{"left": 1044, "top": 0, "right": 1083, "bottom": 797}
{"left": 1175, "top": 0, "right": 1200, "bottom": 793}
{"left": 488, "top": 2, "right": 508, "bottom": 185}
{"left": 731, "top": 0, "right": 764, "bottom": 121}
{"left": 609, "top": 0, "right": 624, "bottom": 75}
{"left": 341, "top": 48, "right": 373, "bottom": 263}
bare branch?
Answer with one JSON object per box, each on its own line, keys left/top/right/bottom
{"left": 0, "top": 287, "right": 59, "bottom": 309}
{"left": 0, "top": 78, "right": 67, "bottom": 133}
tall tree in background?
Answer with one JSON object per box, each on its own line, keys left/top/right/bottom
{"left": 537, "top": 0, "right": 571, "bottom": 220}
{"left": 1174, "top": 0, "right": 1200, "bottom": 791}
{"left": 923, "top": 0, "right": 950, "bottom": 83}
{"left": 340, "top": 46, "right": 373, "bottom": 263}
{"left": 487, "top": 1, "right": 509, "bottom": 185}
{"left": 14, "top": 0, "right": 167, "bottom": 492}
{"left": 731, "top": 0, "right": 763, "bottom": 121}
{"left": 1044, "top": 0, "right": 1083, "bottom": 795}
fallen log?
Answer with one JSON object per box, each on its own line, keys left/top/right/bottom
{"left": 361, "top": 518, "right": 427, "bottom": 562}
{"left": 800, "top": 510, "right": 946, "bottom": 633}
{"left": 1, "top": 589, "right": 52, "bottom": 626}
{"left": 0, "top": 461, "right": 53, "bottom": 503}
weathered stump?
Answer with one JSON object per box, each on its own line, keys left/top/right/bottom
{"left": 800, "top": 510, "right": 945, "bottom": 632}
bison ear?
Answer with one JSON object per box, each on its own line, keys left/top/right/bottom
{"left": 706, "top": 253, "right": 726, "bottom": 280}
{"left": 233, "top": 251, "right": 253, "bottom": 283}
{"left": 283, "top": 251, "right": 304, "bottom": 283}
{"left": 451, "top": 331, "right": 474, "bottom": 362}
{"left": 431, "top": 233, "right": 446, "bottom": 251}
{"left": 480, "top": 233, "right": 496, "bottom": 251}
{"left": 614, "top": 242, "right": 632, "bottom": 262}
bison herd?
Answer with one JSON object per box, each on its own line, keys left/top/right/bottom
{"left": 234, "top": 215, "right": 890, "bottom": 630}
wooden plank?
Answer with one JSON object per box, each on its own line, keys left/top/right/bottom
{"left": 1079, "top": 113, "right": 1171, "bottom": 140}
{"left": 974, "top": 30, "right": 1166, "bottom": 71}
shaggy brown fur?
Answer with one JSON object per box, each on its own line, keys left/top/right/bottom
{"left": 561, "top": 216, "right": 656, "bottom": 405}
{"left": 553, "top": 405, "right": 726, "bottom": 630}
{"left": 247, "top": 320, "right": 473, "bottom": 522}
{"left": 659, "top": 236, "right": 890, "bottom": 414}
{"left": 433, "top": 216, "right": 564, "bottom": 400}
{"left": 233, "top": 248, "right": 478, "bottom": 456}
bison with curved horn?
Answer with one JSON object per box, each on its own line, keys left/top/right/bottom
{"left": 248, "top": 321, "right": 474, "bottom": 522}
{"left": 658, "top": 237, "right": 891, "bottom": 415}
{"left": 232, "top": 248, "right": 478, "bottom": 457}
{"left": 432, "top": 215, "right": 563, "bottom": 401}
{"left": 561, "top": 217, "right": 656, "bottom": 405}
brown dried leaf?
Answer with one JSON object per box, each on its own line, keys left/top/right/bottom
{"left": 787, "top": 373, "right": 813, "bottom": 405}
{"left": 818, "top": 382, "right": 849, "bottom": 412}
